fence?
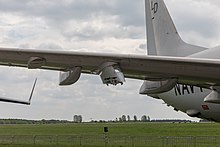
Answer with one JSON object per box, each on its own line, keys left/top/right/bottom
{"left": 0, "top": 135, "right": 219, "bottom": 146}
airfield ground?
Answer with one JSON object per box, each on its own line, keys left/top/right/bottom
{"left": 0, "top": 122, "right": 219, "bottom": 146}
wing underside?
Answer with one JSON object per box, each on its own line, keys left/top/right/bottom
{"left": 0, "top": 48, "right": 219, "bottom": 87}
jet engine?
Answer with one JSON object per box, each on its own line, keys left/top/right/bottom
{"left": 59, "top": 67, "right": 82, "bottom": 86}
{"left": 139, "top": 79, "right": 177, "bottom": 95}
{"left": 99, "top": 62, "right": 125, "bottom": 86}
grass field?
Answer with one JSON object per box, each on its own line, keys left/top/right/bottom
{"left": 0, "top": 122, "right": 219, "bottom": 136}
{"left": 0, "top": 122, "right": 219, "bottom": 146}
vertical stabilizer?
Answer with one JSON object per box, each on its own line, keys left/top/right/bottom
{"left": 145, "top": 0, "right": 206, "bottom": 56}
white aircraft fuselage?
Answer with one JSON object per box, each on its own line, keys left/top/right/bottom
{"left": 142, "top": 0, "right": 220, "bottom": 122}
{"left": 158, "top": 85, "right": 217, "bottom": 121}
{"left": 151, "top": 45, "right": 220, "bottom": 122}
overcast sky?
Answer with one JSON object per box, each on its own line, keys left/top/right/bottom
{"left": 0, "top": 0, "right": 219, "bottom": 122}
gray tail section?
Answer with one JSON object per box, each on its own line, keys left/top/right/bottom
{"left": 145, "top": 0, "right": 207, "bottom": 57}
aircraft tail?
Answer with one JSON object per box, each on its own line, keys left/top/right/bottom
{"left": 145, "top": 0, "right": 207, "bottom": 56}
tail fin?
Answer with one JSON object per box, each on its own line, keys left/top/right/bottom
{"left": 145, "top": 0, "right": 206, "bottom": 56}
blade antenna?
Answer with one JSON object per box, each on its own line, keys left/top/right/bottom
{"left": 28, "top": 78, "right": 37, "bottom": 105}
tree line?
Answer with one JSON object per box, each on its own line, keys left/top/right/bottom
{"left": 90, "top": 115, "right": 151, "bottom": 123}
{"left": 0, "top": 119, "right": 71, "bottom": 124}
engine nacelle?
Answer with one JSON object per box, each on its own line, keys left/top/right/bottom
{"left": 139, "top": 79, "right": 177, "bottom": 95}
{"left": 100, "top": 63, "right": 125, "bottom": 86}
{"left": 59, "top": 67, "right": 82, "bottom": 86}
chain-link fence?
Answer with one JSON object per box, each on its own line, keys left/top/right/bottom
{"left": 0, "top": 135, "right": 220, "bottom": 146}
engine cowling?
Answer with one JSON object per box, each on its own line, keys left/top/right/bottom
{"left": 100, "top": 62, "right": 125, "bottom": 86}
{"left": 139, "top": 79, "right": 177, "bottom": 95}
{"left": 59, "top": 67, "right": 82, "bottom": 86}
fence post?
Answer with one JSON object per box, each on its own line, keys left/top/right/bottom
{"left": 131, "top": 136, "right": 134, "bottom": 147}
{"left": 11, "top": 135, "right": 15, "bottom": 145}
{"left": 193, "top": 136, "right": 196, "bottom": 147}
{"left": 79, "top": 136, "right": 82, "bottom": 146}
{"left": 56, "top": 135, "right": 58, "bottom": 146}
{"left": 103, "top": 133, "right": 109, "bottom": 146}
{"left": 161, "top": 136, "right": 167, "bottom": 147}
{"left": 33, "top": 135, "right": 36, "bottom": 145}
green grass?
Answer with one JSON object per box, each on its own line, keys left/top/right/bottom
{"left": 0, "top": 122, "right": 219, "bottom": 146}
{"left": 0, "top": 122, "right": 219, "bottom": 136}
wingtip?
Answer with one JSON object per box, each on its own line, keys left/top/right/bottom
{"left": 28, "top": 78, "right": 37, "bottom": 103}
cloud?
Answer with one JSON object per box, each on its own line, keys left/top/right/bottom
{"left": 166, "top": 0, "right": 220, "bottom": 47}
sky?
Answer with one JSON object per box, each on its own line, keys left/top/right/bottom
{"left": 0, "top": 0, "right": 219, "bottom": 122}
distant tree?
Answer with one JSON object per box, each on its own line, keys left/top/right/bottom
{"left": 73, "top": 115, "right": 78, "bottom": 122}
{"left": 141, "top": 115, "right": 147, "bottom": 122}
{"left": 134, "top": 115, "right": 137, "bottom": 122}
{"left": 73, "top": 115, "right": 82, "bottom": 123}
{"left": 78, "top": 115, "right": 82, "bottom": 123}
{"left": 119, "top": 117, "right": 122, "bottom": 122}
{"left": 42, "top": 119, "right": 46, "bottom": 124}
{"left": 122, "top": 115, "right": 126, "bottom": 122}
{"left": 127, "top": 115, "right": 130, "bottom": 122}
{"left": 147, "top": 116, "right": 150, "bottom": 121}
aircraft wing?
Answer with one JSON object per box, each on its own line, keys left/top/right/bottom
{"left": 0, "top": 47, "right": 220, "bottom": 87}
